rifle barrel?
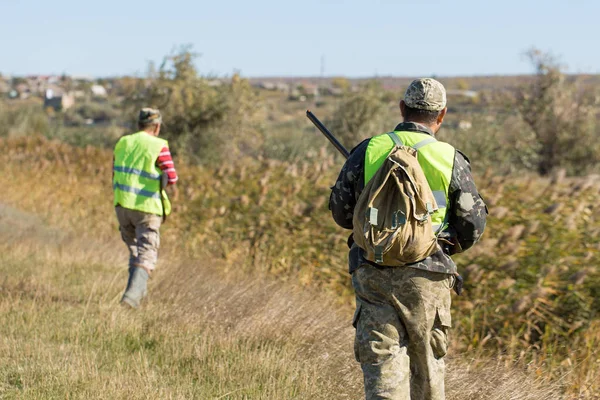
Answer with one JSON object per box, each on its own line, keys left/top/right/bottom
{"left": 306, "top": 110, "right": 350, "bottom": 159}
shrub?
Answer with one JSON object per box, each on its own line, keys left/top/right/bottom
{"left": 123, "top": 48, "right": 263, "bottom": 164}
{"left": 514, "top": 49, "right": 600, "bottom": 175}
{"left": 63, "top": 101, "right": 119, "bottom": 125}
{"left": 438, "top": 113, "right": 538, "bottom": 175}
{"left": 0, "top": 102, "right": 49, "bottom": 138}
{"left": 327, "top": 80, "right": 393, "bottom": 148}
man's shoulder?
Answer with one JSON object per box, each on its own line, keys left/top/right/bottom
{"left": 455, "top": 149, "right": 471, "bottom": 165}
{"left": 350, "top": 138, "right": 371, "bottom": 155}
{"left": 115, "top": 131, "right": 138, "bottom": 143}
{"left": 452, "top": 149, "right": 474, "bottom": 177}
{"left": 449, "top": 148, "right": 479, "bottom": 193}
{"left": 432, "top": 140, "right": 456, "bottom": 162}
{"left": 148, "top": 135, "right": 168, "bottom": 148}
{"left": 132, "top": 132, "right": 168, "bottom": 148}
{"left": 113, "top": 134, "right": 129, "bottom": 151}
{"left": 343, "top": 138, "right": 370, "bottom": 168}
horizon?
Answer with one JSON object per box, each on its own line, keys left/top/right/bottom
{"left": 4, "top": 72, "right": 600, "bottom": 81}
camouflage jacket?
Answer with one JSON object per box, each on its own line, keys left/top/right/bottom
{"left": 329, "top": 122, "right": 487, "bottom": 275}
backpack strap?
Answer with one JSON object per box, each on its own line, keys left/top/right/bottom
{"left": 388, "top": 132, "right": 403, "bottom": 147}
{"left": 388, "top": 132, "right": 437, "bottom": 150}
{"left": 412, "top": 136, "right": 437, "bottom": 150}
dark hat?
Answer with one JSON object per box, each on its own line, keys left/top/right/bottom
{"left": 138, "top": 108, "right": 162, "bottom": 125}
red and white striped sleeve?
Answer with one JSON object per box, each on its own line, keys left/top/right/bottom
{"left": 156, "top": 146, "right": 178, "bottom": 185}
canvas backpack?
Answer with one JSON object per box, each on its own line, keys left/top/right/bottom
{"left": 352, "top": 132, "right": 440, "bottom": 266}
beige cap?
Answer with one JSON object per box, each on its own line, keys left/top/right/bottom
{"left": 404, "top": 78, "right": 447, "bottom": 111}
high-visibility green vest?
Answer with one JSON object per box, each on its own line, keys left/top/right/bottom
{"left": 364, "top": 130, "right": 455, "bottom": 233}
{"left": 113, "top": 131, "right": 171, "bottom": 216}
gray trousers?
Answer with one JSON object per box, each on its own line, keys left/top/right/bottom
{"left": 115, "top": 206, "right": 162, "bottom": 307}
{"left": 115, "top": 206, "right": 161, "bottom": 271}
{"left": 352, "top": 263, "right": 454, "bottom": 400}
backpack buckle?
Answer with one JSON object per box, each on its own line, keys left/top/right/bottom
{"left": 374, "top": 246, "right": 384, "bottom": 264}
{"left": 426, "top": 202, "right": 434, "bottom": 214}
{"left": 368, "top": 207, "right": 379, "bottom": 226}
{"left": 391, "top": 211, "right": 406, "bottom": 229}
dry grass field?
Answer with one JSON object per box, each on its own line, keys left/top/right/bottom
{"left": 2, "top": 135, "right": 597, "bottom": 399}
{"left": 0, "top": 202, "right": 563, "bottom": 400}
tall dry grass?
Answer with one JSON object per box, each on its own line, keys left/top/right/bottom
{"left": 0, "top": 201, "right": 565, "bottom": 399}
{"left": 3, "top": 136, "right": 600, "bottom": 398}
{"left": 0, "top": 202, "right": 358, "bottom": 399}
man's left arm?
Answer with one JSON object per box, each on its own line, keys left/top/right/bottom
{"left": 156, "top": 146, "right": 178, "bottom": 186}
{"left": 156, "top": 146, "right": 178, "bottom": 200}
{"left": 446, "top": 150, "right": 488, "bottom": 253}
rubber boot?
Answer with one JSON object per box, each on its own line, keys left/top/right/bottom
{"left": 121, "top": 266, "right": 149, "bottom": 308}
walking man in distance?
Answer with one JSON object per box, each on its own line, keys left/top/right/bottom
{"left": 113, "top": 108, "right": 178, "bottom": 308}
{"left": 329, "top": 79, "right": 487, "bottom": 399}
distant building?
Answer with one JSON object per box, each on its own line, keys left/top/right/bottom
{"left": 44, "top": 88, "right": 74, "bottom": 111}
{"left": 257, "top": 82, "right": 276, "bottom": 90}
{"left": 71, "top": 75, "right": 94, "bottom": 82}
{"left": 322, "top": 86, "right": 344, "bottom": 97}
{"left": 275, "top": 82, "right": 289, "bottom": 92}
{"left": 298, "top": 83, "right": 318, "bottom": 97}
{"left": 253, "top": 81, "right": 290, "bottom": 92}
{"left": 15, "top": 83, "right": 30, "bottom": 99}
{"left": 446, "top": 89, "right": 478, "bottom": 98}
{"left": 90, "top": 84, "right": 107, "bottom": 98}
{"left": 288, "top": 89, "right": 306, "bottom": 102}
{"left": 206, "top": 79, "right": 223, "bottom": 87}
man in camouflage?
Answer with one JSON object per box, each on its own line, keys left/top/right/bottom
{"left": 329, "top": 78, "right": 487, "bottom": 399}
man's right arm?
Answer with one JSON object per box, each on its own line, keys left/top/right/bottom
{"left": 329, "top": 140, "right": 369, "bottom": 230}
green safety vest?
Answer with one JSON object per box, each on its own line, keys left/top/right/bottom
{"left": 364, "top": 130, "right": 455, "bottom": 233}
{"left": 113, "top": 131, "right": 171, "bottom": 216}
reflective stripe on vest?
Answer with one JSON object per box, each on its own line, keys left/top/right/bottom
{"left": 113, "top": 166, "right": 161, "bottom": 181}
{"left": 364, "top": 131, "right": 455, "bottom": 233}
{"left": 113, "top": 131, "right": 171, "bottom": 216}
{"left": 113, "top": 183, "right": 161, "bottom": 199}
{"left": 432, "top": 190, "right": 447, "bottom": 208}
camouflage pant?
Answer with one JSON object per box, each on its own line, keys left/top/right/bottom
{"left": 115, "top": 206, "right": 161, "bottom": 271}
{"left": 352, "top": 263, "right": 453, "bottom": 400}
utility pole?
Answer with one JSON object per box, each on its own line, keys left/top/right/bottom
{"left": 315, "top": 55, "right": 325, "bottom": 107}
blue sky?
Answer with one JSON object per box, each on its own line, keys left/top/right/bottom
{"left": 1, "top": 0, "right": 598, "bottom": 77}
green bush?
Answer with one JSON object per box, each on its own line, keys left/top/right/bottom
{"left": 0, "top": 102, "right": 49, "bottom": 138}
{"left": 63, "top": 101, "right": 119, "bottom": 126}
{"left": 438, "top": 113, "right": 539, "bottom": 174}
{"left": 262, "top": 120, "right": 325, "bottom": 162}
{"left": 0, "top": 100, "right": 123, "bottom": 149}
{"left": 123, "top": 48, "right": 263, "bottom": 164}
{"left": 326, "top": 81, "right": 394, "bottom": 148}
{"left": 45, "top": 124, "right": 124, "bottom": 148}
{"left": 514, "top": 49, "right": 600, "bottom": 175}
